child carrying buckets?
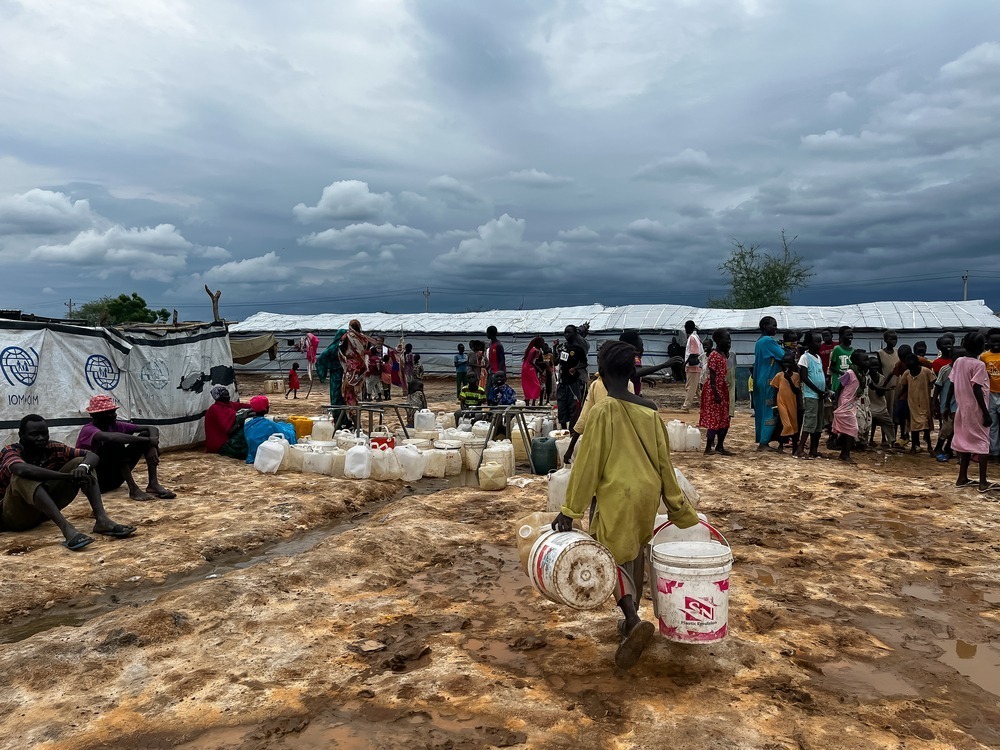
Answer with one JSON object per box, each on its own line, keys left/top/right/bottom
{"left": 552, "top": 340, "right": 699, "bottom": 669}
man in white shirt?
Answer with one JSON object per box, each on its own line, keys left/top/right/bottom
{"left": 682, "top": 320, "right": 704, "bottom": 411}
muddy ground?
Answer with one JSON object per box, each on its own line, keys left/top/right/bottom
{"left": 1, "top": 375, "right": 998, "bottom": 749}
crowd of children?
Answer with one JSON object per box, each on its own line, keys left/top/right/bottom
{"left": 734, "top": 321, "right": 1000, "bottom": 492}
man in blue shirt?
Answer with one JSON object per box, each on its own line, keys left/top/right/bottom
{"left": 454, "top": 343, "right": 469, "bottom": 400}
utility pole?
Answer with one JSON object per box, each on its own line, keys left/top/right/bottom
{"left": 423, "top": 287, "right": 430, "bottom": 313}
{"left": 64, "top": 299, "right": 74, "bottom": 317}
{"left": 963, "top": 271, "right": 969, "bottom": 301}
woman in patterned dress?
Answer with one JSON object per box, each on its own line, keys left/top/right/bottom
{"left": 700, "top": 329, "right": 732, "bottom": 455}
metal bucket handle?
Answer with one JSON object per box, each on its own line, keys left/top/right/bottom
{"left": 652, "top": 519, "right": 730, "bottom": 548}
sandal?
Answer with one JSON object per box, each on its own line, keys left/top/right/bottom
{"left": 63, "top": 532, "right": 94, "bottom": 551}
{"left": 615, "top": 620, "right": 655, "bottom": 670}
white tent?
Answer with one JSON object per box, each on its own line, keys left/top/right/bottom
{"left": 1, "top": 320, "right": 234, "bottom": 449}
{"left": 230, "top": 300, "right": 997, "bottom": 379}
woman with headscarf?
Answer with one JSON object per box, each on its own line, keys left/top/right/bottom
{"left": 204, "top": 386, "right": 248, "bottom": 453}
{"left": 317, "top": 329, "right": 348, "bottom": 406}
{"left": 339, "top": 319, "right": 375, "bottom": 406}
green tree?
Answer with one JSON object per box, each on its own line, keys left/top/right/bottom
{"left": 77, "top": 293, "right": 170, "bottom": 326}
{"left": 708, "top": 230, "right": 813, "bottom": 308}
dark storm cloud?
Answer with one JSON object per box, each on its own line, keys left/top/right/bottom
{"left": 1, "top": 1, "right": 1000, "bottom": 318}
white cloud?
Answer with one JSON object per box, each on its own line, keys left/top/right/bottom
{"left": 502, "top": 169, "right": 573, "bottom": 187}
{"left": 940, "top": 42, "right": 1000, "bottom": 81}
{"left": 824, "top": 91, "right": 855, "bottom": 113}
{"left": 626, "top": 218, "right": 671, "bottom": 242}
{"left": 202, "top": 252, "right": 293, "bottom": 284}
{"left": 31, "top": 224, "right": 193, "bottom": 279}
{"left": 41, "top": 287, "right": 56, "bottom": 294}
{"left": 635, "top": 149, "right": 713, "bottom": 180}
{"left": 0, "top": 157, "right": 67, "bottom": 195}
{"left": 298, "top": 222, "right": 426, "bottom": 249}
{"left": 0, "top": 189, "right": 95, "bottom": 234}
{"left": 293, "top": 180, "right": 394, "bottom": 223}
{"left": 426, "top": 175, "right": 485, "bottom": 205}
{"left": 556, "top": 225, "right": 599, "bottom": 241}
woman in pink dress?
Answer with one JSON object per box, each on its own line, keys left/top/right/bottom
{"left": 699, "top": 329, "right": 732, "bottom": 455}
{"left": 832, "top": 349, "right": 865, "bottom": 461}
{"left": 520, "top": 336, "right": 544, "bottom": 405}
{"left": 950, "top": 333, "right": 994, "bottom": 491}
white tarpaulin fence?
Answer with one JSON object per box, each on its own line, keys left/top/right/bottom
{"left": 0, "top": 320, "right": 233, "bottom": 449}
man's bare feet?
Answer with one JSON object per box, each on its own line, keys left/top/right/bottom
{"left": 129, "top": 489, "right": 156, "bottom": 501}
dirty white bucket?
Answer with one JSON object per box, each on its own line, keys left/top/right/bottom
{"left": 465, "top": 439, "right": 487, "bottom": 471}
{"left": 302, "top": 449, "right": 334, "bottom": 475}
{"left": 287, "top": 443, "right": 308, "bottom": 472}
{"left": 312, "top": 418, "right": 336, "bottom": 442}
{"left": 526, "top": 529, "right": 616, "bottom": 610}
{"left": 651, "top": 521, "right": 732, "bottom": 644}
{"left": 394, "top": 444, "right": 427, "bottom": 481}
{"left": 434, "top": 440, "right": 464, "bottom": 476}
{"left": 472, "top": 420, "right": 491, "bottom": 438}
{"left": 423, "top": 449, "right": 447, "bottom": 478}
{"left": 414, "top": 409, "right": 437, "bottom": 431}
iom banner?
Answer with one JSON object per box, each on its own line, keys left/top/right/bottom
{"left": 0, "top": 321, "right": 232, "bottom": 449}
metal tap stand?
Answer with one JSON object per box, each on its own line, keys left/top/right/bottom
{"left": 457, "top": 405, "right": 552, "bottom": 474}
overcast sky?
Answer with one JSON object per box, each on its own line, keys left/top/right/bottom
{"left": 2, "top": 0, "right": 1000, "bottom": 321}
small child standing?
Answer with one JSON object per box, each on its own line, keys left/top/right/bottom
{"left": 832, "top": 350, "right": 867, "bottom": 462}
{"left": 364, "top": 346, "right": 382, "bottom": 401}
{"left": 951, "top": 332, "right": 994, "bottom": 491}
{"left": 403, "top": 378, "right": 427, "bottom": 428}
{"left": 454, "top": 343, "right": 469, "bottom": 400}
{"left": 285, "top": 362, "right": 301, "bottom": 399}
{"left": 770, "top": 352, "right": 801, "bottom": 454}
{"left": 900, "top": 353, "right": 936, "bottom": 455}
{"left": 796, "top": 330, "right": 830, "bottom": 459}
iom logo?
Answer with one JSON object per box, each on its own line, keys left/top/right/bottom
{"left": 139, "top": 359, "right": 169, "bottom": 390}
{"left": 85, "top": 355, "right": 121, "bottom": 391}
{"left": 1, "top": 347, "right": 39, "bottom": 387}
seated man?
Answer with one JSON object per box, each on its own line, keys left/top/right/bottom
{"left": 205, "top": 385, "right": 248, "bottom": 454}
{"left": 1, "top": 414, "right": 135, "bottom": 551}
{"left": 487, "top": 372, "right": 516, "bottom": 406}
{"left": 243, "top": 395, "right": 297, "bottom": 465}
{"left": 77, "top": 395, "right": 175, "bottom": 501}
{"left": 457, "top": 380, "right": 487, "bottom": 424}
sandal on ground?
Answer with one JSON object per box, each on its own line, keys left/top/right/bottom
{"left": 94, "top": 524, "right": 136, "bottom": 538}
{"left": 615, "top": 620, "right": 655, "bottom": 670}
{"left": 978, "top": 483, "right": 1000, "bottom": 494}
{"left": 63, "top": 532, "right": 94, "bottom": 551}
{"left": 955, "top": 479, "right": 976, "bottom": 488}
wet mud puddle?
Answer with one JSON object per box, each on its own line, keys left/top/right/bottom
{"left": 0, "top": 474, "right": 478, "bottom": 645}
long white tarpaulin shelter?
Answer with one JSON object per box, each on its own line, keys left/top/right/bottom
{"left": 1, "top": 320, "right": 234, "bottom": 449}
{"left": 229, "top": 300, "right": 997, "bottom": 378}
{"left": 231, "top": 300, "right": 997, "bottom": 337}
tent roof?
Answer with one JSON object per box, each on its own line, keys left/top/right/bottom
{"left": 230, "top": 300, "right": 997, "bottom": 335}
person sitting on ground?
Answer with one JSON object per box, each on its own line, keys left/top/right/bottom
{"left": 204, "top": 386, "right": 248, "bottom": 454}
{"left": 552, "top": 341, "right": 698, "bottom": 669}
{"left": 243, "top": 395, "right": 297, "bottom": 465}
{"left": 218, "top": 403, "right": 255, "bottom": 461}
{"left": 76, "top": 395, "right": 175, "bottom": 501}
{"left": 2, "top": 414, "right": 135, "bottom": 550}
{"left": 404, "top": 378, "right": 428, "bottom": 428}
{"left": 487, "top": 372, "right": 516, "bottom": 406}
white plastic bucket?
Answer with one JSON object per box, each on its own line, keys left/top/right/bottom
{"left": 435, "top": 441, "right": 464, "bottom": 476}
{"left": 423, "top": 449, "right": 447, "bottom": 478}
{"left": 414, "top": 409, "right": 437, "bottom": 431}
{"left": 312, "top": 419, "right": 336, "bottom": 442}
{"left": 650, "top": 521, "right": 732, "bottom": 644}
{"left": 526, "top": 530, "right": 616, "bottom": 610}
{"left": 478, "top": 461, "right": 507, "bottom": 491}
{"left": 465, "top": 439, "right": 487, "bottom": 471}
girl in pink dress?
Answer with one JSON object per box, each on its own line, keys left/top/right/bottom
{"left": 520, "top": 336, "right": 544, "bottom": 405}
{"left": 832, "top": 350, "right": 866, "bottom": 461}
{"left": 950, "top": 333, "right": 995, "bottom": 491}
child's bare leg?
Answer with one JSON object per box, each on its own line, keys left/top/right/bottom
{"left": 839, "top": 434, "right": 853, "bottom": 461}
{"left": 957, "top": 453, "right": 972, "bottom": 485}
{"left": 978, "top": 454, "right": 989, "bottom": 490}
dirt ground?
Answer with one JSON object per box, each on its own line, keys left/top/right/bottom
{"left": 1, "top": 374, "right": 998, "bottom": 750}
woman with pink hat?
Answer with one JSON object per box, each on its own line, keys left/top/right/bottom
{"left": 75, "top": 395, "right": 176, "bottom": 501}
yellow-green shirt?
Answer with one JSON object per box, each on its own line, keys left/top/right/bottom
{"left": 574, "top": 376, "right": 633, "bottom": 434}
{"left": 562, "top": 398, "right": 698, "bottom": 564}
